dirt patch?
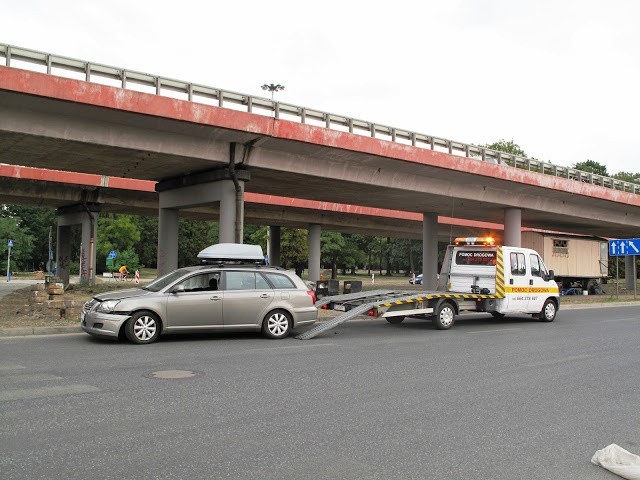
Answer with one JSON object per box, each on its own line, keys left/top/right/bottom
{"left": 0, "top": 281, "right": 140, "bottom": 330}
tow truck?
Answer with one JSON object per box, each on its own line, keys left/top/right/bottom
{"left": 297, "top": 237, "right": 560, "bottom": 340}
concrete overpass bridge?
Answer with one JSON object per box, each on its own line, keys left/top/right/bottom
{"left": 2, "top": 44, "right": 639, "bottom": 287}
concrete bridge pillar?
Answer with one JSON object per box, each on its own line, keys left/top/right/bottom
{"left": 308, "top": 224, "right": 321, "bottom": 282}
{"left": 268, "top": 226, "right": 281, "bottom": 267}
{"left": 55, "top": 203, "right": 100, "bottom": 286}
{"left": 156, "top": 168, "right": 250, "bottom": 276}
{"left": 503, "top": 208, "right": 522, "bottom": 247}
{"left": 158, "top": 208, "right": 179, "bottom": 276}
{"left": 625, "top": 255, "right": 636, "bottom": 290}
{"left": 422, "top": 212, "right": 438, "bottom": 290}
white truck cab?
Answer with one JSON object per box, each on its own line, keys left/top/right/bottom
{"left": 439, "top": 237, "right": 560, "bottom": 321}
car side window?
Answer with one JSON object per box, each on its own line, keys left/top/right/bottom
{"left": 510, "top": 253, "right": 526, "bottom": 276}
{"left": 530, "top": 254, "right": 541, "bottom": 277}
{"left": 256, "top": 273, "right": 271, "bottom": 289}
{"left": 225, "top": 271, "right": 256, "bottom": 290}
{"left": 179, "top": 272, "right": 220, "bottom": 292}
{"left": 264, "top": 272, "right": 296, "bottom": 289}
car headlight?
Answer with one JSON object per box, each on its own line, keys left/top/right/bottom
{"left": 96, "top": 300, "right": 120, "bottom": 313}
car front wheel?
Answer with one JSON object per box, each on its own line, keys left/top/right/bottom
{"left": 262, "top": 310, "right": 292, "bottom": 339}
{"left": 125, "top": 311, "right": 160, "bottom": 344}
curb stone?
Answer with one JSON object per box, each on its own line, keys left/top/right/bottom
{"left": 0, "top": 325, "right": 82, "bottom": 337}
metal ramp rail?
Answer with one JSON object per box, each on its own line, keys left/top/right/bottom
{"left": 314, "top": 289, "right": 402, "bottom": 308}
{"left": 298, "top": 290, "right": 500, "bottom": 340}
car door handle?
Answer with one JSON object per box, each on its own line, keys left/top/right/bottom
{"left": 260, "top": 294, "right": 269, "bottom": 298}
{"left": 210, "top": 296, "right": 221, "bottom": 301}
{"left": 529, "top": 279, "right": 533, "bottom": 285}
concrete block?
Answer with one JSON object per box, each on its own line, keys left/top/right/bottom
{"left": 46, "top": 299, "right": 66, "bottom": 309}
{"left": 64, "top": 299, "right": 78, "bottom": 308}
{"left": 48, "top": 287, "right": 65, "bottom": 295}
{"left": 31, "top": 284, "right": 46, "bottom": 292}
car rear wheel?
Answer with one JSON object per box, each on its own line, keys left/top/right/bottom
{"left": 125, "top": 311, "right": 160, "bottom": 344}
{"left": 262, "top": 310, "right": 291, "bottom": 339}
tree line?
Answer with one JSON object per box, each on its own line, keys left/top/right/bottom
{"left": 0, "top": 205, "right": 425, "bottom": 279}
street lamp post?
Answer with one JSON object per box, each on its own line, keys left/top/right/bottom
{"left": 261, "top": 83, "right": 285, "bottom": 101}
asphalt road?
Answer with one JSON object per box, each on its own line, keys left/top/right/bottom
{"left": 1, "top": 306, "right": 638, "bottom": 480}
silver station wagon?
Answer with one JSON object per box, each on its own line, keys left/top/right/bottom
{"left": 81, "top": 244, "right": 318, "bottom": 344}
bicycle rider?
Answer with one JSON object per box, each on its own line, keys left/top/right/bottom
{"left": 118, "top": 264, "right": 129, "bottom": 279}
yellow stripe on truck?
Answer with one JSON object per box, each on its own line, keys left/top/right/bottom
{"left": 504, "top": 286, "right": 560, "bottom": 294}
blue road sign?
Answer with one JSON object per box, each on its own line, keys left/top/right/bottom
{"left": 108, "top": 250, "right": 117, "bottom": 259}
{"left": 609, "top": 238, "right": 640, "bottom": 256}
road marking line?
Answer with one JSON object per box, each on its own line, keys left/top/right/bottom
{"left": 0, "top": 373, "right": 62, "bottom": 385}
{"left": 245, "top": 343, "right": 339, "bottom": 353}
{"left": 0, "top": 363, "right": 26, "bottom": 372}
{"left": 522, "top": 354, "right": 593, "bottom": 368}
{"left": 0, "top": 384, "right": 100, "bottom": 402}
{"left": 601, "top": 317, "right": 639, "bottom": 323}
{"left": 466, "top": 328, "right": 522, "bottom": 334}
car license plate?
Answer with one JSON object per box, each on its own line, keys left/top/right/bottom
{"left": 333, "top": 304, "right": 345, "bottom": 312}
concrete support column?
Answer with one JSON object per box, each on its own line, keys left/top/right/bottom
{"left": 625, "top": 255, "right": 636, "bottom": 290}
{"left": 158, "top": 208, "right": 179, "bottom": 277}
{"left": 504, "top": 208, "right": 522, "bottom": 247}
{"left": 79, "top": 211, "right": 99, "bottom": 285}
{"left": 56, "top": 225, "right": 72, "bottom": 287}
{"left": 308, "top": 224, "right": 321, "bottom": 282}
{"left": 56, "top": 203, "right": 101, "bottom": 286}
{"left": 219, "top": 179, "right": 241, "bottom": 244}
{"left": 422, "top": 212, "right": 438, "bottom": 290}
{"left": 268, "top": 226, "right": 281, "bottom": 267}
{"left": 156, "top": 169, "right": 251, "bottom": 272}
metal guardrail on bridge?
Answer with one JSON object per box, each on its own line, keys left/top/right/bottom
{"left": 1, "top": 43, "right": 638, "bottom": 196}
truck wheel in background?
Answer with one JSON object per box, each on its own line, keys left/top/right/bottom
{"left": 434, "top": 302, "right": 456, "bottom": 330}
{"left": 538, "top": 299, "right": 557, "bottom": 322}
{"left": 386, "top": 316, "right": 405, "bottom": 324}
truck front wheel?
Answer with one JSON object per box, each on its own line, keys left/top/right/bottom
{"left": 434, "top": 302, "right": 456, "bottom": 330}
{"left": 539, "top": 299, "right": 557, "bottom": 322}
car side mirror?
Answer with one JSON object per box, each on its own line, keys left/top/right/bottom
{"left": 172, "top": 285, "right": 185, "bottom": 294}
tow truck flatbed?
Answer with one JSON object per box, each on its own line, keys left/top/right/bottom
{"left": 297, "top": 289, "right": 499, "bottom": 340}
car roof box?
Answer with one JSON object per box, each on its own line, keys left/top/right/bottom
{"left": 197, "top": 243, "right": 265, "bottom": 264}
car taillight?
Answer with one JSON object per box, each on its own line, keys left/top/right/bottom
{"left": 306, "top": 290, "right": 317, "bottom": 304}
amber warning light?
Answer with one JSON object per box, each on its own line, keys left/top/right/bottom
{"left": 453, "top": 237, "right": 495, "bottom": 246}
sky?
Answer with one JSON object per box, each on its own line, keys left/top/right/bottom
{"left": 3, "top": 0, "right": 639, "bottom": 175}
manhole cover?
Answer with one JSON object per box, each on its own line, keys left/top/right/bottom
{"left": 147, "top": 369, "right": 199, "bottom": 380}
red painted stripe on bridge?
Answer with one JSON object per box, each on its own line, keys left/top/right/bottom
{"left": 2, "top": 66, "right": 636, "bottom": 207}
{"left": 0, "top": 164, "right": 503, "bottom": 229}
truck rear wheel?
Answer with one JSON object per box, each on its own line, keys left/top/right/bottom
{"left": 386, "top": 316, "right": 405, "bottom": 324}
{"left": 434, "top": 302, "right": 455, "bottom": 330}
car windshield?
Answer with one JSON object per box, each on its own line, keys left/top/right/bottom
{"left": 144, "top": 268, "right": 191, "bottom": 292}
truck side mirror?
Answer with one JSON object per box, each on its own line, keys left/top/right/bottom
{"left": 546, "top": 270, "right": 555, "bottom": 281}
